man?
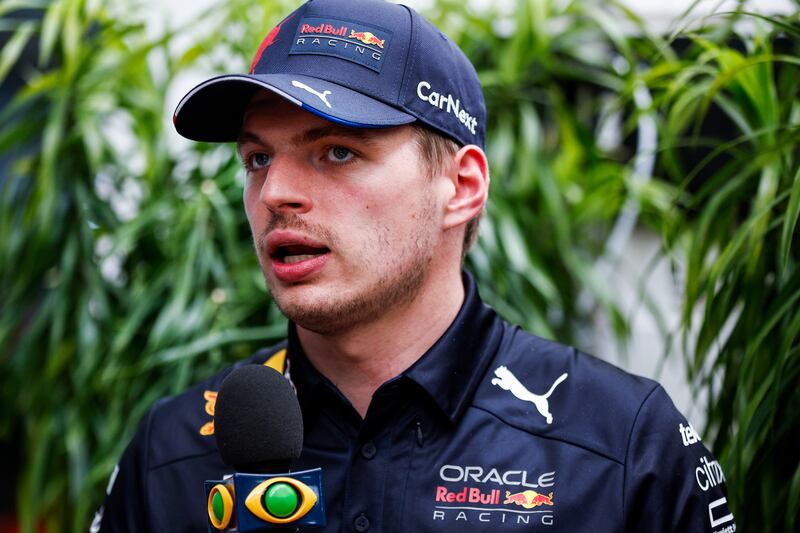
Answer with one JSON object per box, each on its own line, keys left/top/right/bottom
{"left": 94, "top": 0, "right": 735, "bottom": 531}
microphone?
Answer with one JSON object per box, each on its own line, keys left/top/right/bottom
{"left": 215, "top": 363, "right": 303, "bottom": 472}
{"left": 205, "top": 364, "right": 326, "bottom": 531}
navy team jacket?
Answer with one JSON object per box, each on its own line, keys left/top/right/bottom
{"left": 94, "top": 274, "right": 735, "bottom": 532}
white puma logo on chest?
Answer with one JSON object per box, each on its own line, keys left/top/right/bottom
{"left": 491, "top": 366, "right": 568, "bottom": 424}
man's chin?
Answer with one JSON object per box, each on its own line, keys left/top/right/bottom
{"left": 274, "top": 299, "right": 357, "bottom": 336}
{"left": 264, "top": 251, "right": 433, "bottom": 335}
{"left": 266, "top": 282, "right": 352, "bottom": 334}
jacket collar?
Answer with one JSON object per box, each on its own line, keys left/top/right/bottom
{"left": 286, "top": 271, "right": 504, "bottom": 424}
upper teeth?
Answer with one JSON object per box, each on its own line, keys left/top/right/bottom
{"left": 284, "top": 254, "right": 317, "bottom": 264}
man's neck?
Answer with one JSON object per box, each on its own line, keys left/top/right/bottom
{"left": 296, "top": 270, "right": 465, "bottom": 418}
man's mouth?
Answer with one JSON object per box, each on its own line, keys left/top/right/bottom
{"left": 272, "top": 244, "right": 331, "bottom": 264}
{"left": 265, "top": 230, "right": 332, "bottom": 282}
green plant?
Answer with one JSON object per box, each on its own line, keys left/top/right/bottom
{"left": 429, "top": 0, "right": 653, "bottom": 342}
{"left": 640, "top": 8, "right": 800, "bottom": 531}
{"left": 0, "top": 0, "right": 295, "bottom": 530}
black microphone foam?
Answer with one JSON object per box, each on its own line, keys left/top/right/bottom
{"left": 214, "top": 364, "right": 303, "bottom": 472}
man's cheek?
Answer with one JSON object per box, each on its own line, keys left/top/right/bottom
{"left": 243, "top": 200, "right": 264, "bottom": 238}
{"left": 243, "top": 191, "right": 257, "bottom": 220}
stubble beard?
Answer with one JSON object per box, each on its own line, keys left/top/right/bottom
{"left": 257, "top": 205, "right": 437, "bottom": 336}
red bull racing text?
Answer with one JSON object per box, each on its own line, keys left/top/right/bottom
{"left": 432, "top": 464, "right": 556, "bottom": 526}
{"left": 290, "top": 17, "right": 392, "bottom": 72}
{"left": 436, "top": 486, "right": 501, "bottom": 505}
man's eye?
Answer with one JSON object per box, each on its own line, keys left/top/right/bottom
{"left": 327, "top": 146, "right": 354, "bottom": 163}
{"left": 247, "top": 153, "right": 272, "bottom": 170}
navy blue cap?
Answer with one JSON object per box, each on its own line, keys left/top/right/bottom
{"left": 173, "top": 0, "right": 485, "bottom": 148}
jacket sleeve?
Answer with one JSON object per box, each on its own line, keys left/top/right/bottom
{"left": 623, "top": 386, "right": 736, "bottom": 532}
{"left": 90, "top": 408, "right": 154, "bottom": 533}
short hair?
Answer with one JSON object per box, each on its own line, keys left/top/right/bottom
{"left": 411, "top": 123, "right": 482, "bottom": 259}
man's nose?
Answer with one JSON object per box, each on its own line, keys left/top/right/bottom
{"left": 259, "top": 155, "right": 313, "bottom": 214}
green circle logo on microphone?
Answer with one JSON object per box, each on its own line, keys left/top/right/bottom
{"left": 265, "top": 482, "right": 299, "bottom": 517}
{"left": 245, "top": 477, "right": 319, "bottom": 524}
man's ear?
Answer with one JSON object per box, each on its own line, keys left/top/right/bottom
{"left": 442, "top": 144, "right": 490, "bottom": 231}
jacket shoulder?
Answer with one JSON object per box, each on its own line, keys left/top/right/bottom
{"left": 145, "top": 342, "right": 288, "bottom": 470}
{"left": 473, "top": 327, "right": 660, "bottom": 463}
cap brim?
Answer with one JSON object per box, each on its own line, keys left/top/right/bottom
{"left": 173, "top": 73, "right": 416, "bottom": 142}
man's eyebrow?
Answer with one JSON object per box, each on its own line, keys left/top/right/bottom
{"left": 294, "top": 124, "right": 379, "bottom": 145}
{"left": 237, "top": 123, "right": 381, "bottom": 153}
{"left": 237, "top": 131, "right": 264, "bottom": 148}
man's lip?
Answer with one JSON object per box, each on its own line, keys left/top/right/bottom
{"left": 265, "top": 230, "right": 329, "bottom": 257}
{"left": 271, "top": 253, "right": 329, "bottom": 283}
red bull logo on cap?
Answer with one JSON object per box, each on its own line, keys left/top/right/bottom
{"left": 503, "top": 490, "right": 554, "bottom": 509}
{"left": 290, "top": 17, "right": 392, "bottom": 73}
{"left": 349, "top": 30, "right": 385, "bottom": 48}
{"left": 249, "top": 15, "right": 294, "bottom": 73}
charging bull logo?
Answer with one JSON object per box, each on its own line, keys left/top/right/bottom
{"left": 504, "top": 490, "right": 554, "bottom": 509}
{"left": 349, "top": 30, "right": 385, "bottom": 48}
{"left": 250, "top": 15, "right": 294, "bottom": 73}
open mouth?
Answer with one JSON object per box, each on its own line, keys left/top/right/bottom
{"left": 272, "top": 244, "right": 330, "bottom": 264}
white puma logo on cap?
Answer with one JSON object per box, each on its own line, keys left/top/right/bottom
{"left": 491, "top": 366, "right": 568, "bottom": 424}
{"left": 292, "top": 80, "right": 332, "bottom": 108}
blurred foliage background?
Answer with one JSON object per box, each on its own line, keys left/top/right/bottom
{"left": 0, "top": 0, "right": 798, "bottom": 531}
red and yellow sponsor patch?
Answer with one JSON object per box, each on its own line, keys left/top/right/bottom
{"left": 203, "top": 390, "right": 218, "bottom": 416}
{"left": 200, "top": 420, "right": 215, "bottom": 436}
{"left": 263, "top": 348, "right": 287, "bottom": 374}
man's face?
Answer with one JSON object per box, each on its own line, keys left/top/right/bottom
{"left": 238, "top": 92, "right": 446, "bottom": 335}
